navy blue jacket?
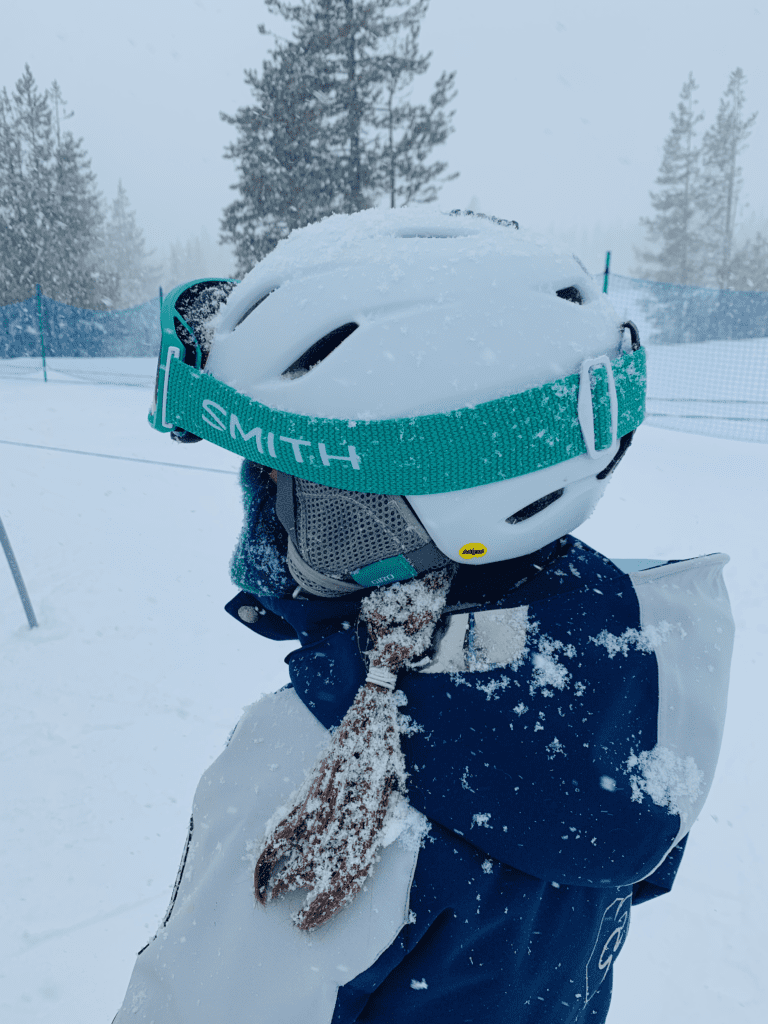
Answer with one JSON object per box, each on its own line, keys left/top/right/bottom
{"left": 224, "top": 470, "right": 733, "bottom": 1023}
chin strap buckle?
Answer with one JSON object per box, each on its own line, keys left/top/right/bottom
{"left": 578, "top": 355, "right": 619, "bottom": 460}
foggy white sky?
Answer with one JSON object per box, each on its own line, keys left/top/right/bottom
{"left": 3, "top": 0, "right": 767, "bottom": 277}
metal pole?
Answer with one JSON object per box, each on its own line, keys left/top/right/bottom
{"left": 602, "top": 251, "right": 611, "bottom": 294}
{"left": 36, "top": 284, "right": 48, "bottom": 382}
{"left": 0, "top": 512, "right": 38, "bottom": 628}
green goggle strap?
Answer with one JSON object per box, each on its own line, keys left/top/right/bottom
{"left": 150, "top": 337, "right": 645, "bottom": 496}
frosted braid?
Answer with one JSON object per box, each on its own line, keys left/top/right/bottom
{"left": 253, "top": 568, "right": 453, "bottom": 929}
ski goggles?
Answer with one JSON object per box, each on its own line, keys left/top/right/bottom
{"left": 150, "top": 280, "right": 646, "bottom": 496}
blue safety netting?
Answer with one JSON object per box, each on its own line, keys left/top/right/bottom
{"left": 605, "top": 274, "right": 768, "bottom": 444}
{"left": 605, "top": 273, "right": 768, "bottom": 346}
{"left": 0, "top": 293, "right": 160, "bottom": 360}
{"left": 2, "top": 279, "right": 767, "bottom": 443}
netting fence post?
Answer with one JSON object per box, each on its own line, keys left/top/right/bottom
{"left": 603, "top": 252, "right": 611, "bottom": 294}
{"left": 0, "top": 512, "right": 38, "bottom": 628}
{"left": 36, "top": 284, "right": 48, "bottom": 381}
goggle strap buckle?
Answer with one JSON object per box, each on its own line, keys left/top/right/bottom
{"left": 578, "top": 355, "right": 619, "bottom": 460}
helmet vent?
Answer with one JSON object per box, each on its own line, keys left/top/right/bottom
{"left": 556, "top": 286, "right": 583, "bottom": 305}
{"left": 282, "top": 322, "right": 358, "bottom": 379}
{"left": 234, "top": 289, "right": 276, "bottom": 329}
{"left": 506, "top": 488, "right": 564, "bottom": 525}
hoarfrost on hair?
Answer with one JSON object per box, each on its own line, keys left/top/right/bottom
{"left": 361, "top": 573, "right": 451, "bottom": 672}
{"left": 626, "top": 745, "right": 703, "bottom": 818}
{"left": 240, "top": 533, "right": 292, "bottom": 594}
{"left": 254, "top": 570, "right": 450, "bottom": 930}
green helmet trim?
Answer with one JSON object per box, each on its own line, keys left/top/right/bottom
{"left": 350, "top": 554, "right": 419, "bottom": 588}
{"left": 150, "top": 332, "right": 646, "bottom": 495}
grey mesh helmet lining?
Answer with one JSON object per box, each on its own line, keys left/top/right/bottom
{"left": 275, "top": 472, "right": 449, "bottom": 596}
{"left": 286, "top": 539, "right": 365, "bottom": 598}
{"left": 294, "top": 479, "right": 429, "bottom": 577}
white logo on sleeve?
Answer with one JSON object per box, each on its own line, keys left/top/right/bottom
{"left": 584, "top": 895, "right": 631, "bottom": 1004}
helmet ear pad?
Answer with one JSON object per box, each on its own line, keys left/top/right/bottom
{"left": 273, "top": 471, "right": 449, "bottom": 596}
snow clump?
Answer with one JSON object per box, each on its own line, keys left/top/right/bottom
{"left": 590, "top": 621, "right": 684, "bottom": 659}
{"left": 626, "top": 745, "right": 703, "bottom": 819}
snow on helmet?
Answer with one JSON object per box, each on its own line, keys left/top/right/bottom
{"left": 150, "top": 208, "right": 645, "bottom": 593}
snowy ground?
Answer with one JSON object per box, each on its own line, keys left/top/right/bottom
{"left": 1, "top": 369, "right": 766, "bottom": 1023}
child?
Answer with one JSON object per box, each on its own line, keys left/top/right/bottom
{"left": 114, "top": 209, "right": 733, "bottom": 1023}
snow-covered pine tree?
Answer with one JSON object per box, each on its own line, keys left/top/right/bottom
{"left": 697, "top": 68, "right": 757, "bottom": 289}
{"left": 221, "top": 41, "right": 335, "bottom": 272}
{"left": 0, "top": 67, "right": 56, "bottom": 304}
{"left": 100, "top": 181, "right": 158, "bottom": 308}
{"left": 221, "top": 0, "right": 457, "bottom": 273}
{"left": 637, "top": 73, "right": 704, "bottom": 285}
{"left": 374, "top": 33, "right": 457, "bottom": 207}
{"left": 49, "top": 85, "right": 104, "bottom": 308}
{"left": 0, "top": 67, "right": 103, "bottom": 307}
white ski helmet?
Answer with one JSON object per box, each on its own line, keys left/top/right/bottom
{"left": 151, "top": 208, "right": 645, "bottom": 593}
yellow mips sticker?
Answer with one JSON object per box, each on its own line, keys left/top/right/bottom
{"left": 459, "top": 543, "right": 488, "bottom": 560}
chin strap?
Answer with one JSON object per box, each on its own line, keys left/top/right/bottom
{"left": 596, "top": 429, "right": 635, "bottom": 480}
